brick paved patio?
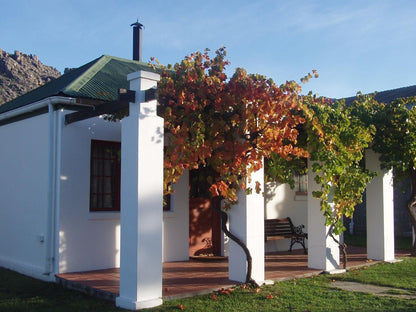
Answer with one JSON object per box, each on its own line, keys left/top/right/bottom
{"left": 56, "top": 247, "right": 410, "bottom": 301}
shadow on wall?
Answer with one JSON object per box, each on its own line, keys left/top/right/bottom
{"left": 189, "top": 198, "right": 214, "bottom": 256}
{"left": 326, "top": 246, "right": 339, "bottom": 269}
{"left": 264, "top": 181, "right": 288, "bottom": 219}
{"left": 264, "top": 181, "right": 308, "bottom": 252}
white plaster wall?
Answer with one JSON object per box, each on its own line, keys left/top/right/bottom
{"left": 264, "top": 181, "right": 308, "bottom": 252}
{"left": 163, "top": 170, "right": 189, "bottom": 262}
{"left": 59, "top": 114, "right": 122, "bottom": 273}
{"left": 0, "top": 114, "right": 50, "bottom": 280}
{"left": 229, "top": 168, "right": 265, "bottom": 283}
{"left": 365, "top": 149, "right": 395, "bottom": 261}
{"left": 60, "top": 113, "right": 189, "bottom": 272}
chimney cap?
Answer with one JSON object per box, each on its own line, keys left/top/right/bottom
{"left": 131, "top": 20, "right": 144, "bottom": 29}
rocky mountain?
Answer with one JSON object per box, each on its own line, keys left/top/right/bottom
{"left": 0, "top": 49, "right": 61, "bottom": 105}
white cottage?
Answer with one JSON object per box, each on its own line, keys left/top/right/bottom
{"left": 0, "top": 53, "right": 396, "bottom": 310}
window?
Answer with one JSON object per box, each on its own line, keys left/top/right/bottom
{"left": 163, "top": 194, "right": 172, "bottom": 211}
{"left": 294, "top": 174, "right": 308, "bottom": 195}
{"left": 163, "top": 180, "right": 173, "bottom": 211}
{"left": 90, "top": 140, "right": 121, "bottom": 212}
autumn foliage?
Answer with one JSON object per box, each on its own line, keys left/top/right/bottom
{"left": 157, "top": 48, "right": 309, "bottom": 206}
{"left": 150, "top": 47, "right": 383, "bottom": 267}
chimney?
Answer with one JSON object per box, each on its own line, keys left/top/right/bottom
{"left": 131, "top": 20, "right": 143, "bottom": 62}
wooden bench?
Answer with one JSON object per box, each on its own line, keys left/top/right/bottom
{"left": 264, "top": 217, "right": 308, "bottom": 254}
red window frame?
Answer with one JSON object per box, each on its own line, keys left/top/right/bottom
{"left": 90, "top": 140, "right": 121, "bottom": 212}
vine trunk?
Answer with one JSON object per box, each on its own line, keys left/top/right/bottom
{"left": 211, "top": 198, "right": 258, "bottom": 286}
{"left": 329, "top": 225, "right": 347, "bottom": 269}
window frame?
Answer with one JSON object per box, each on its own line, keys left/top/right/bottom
{"left": 89, "top": 139, "right": 121, "bottom": 212}
{"left": 163, "top": 194, "right": 172, "bottom": 211}
{"left": 294, "top": 173, "right": 308, "bottom": 195}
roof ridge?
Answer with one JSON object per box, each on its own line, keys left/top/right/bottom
{"left": 374, "top": 84, "right": 416, "bottom": 94}
{"left": 102, "top": 54, "right": 150, "bottom": 66}
{"left": 0, "top": 54, "right": 160, "bottom": 114}
{"left": 64, "top": 55, "right": 111, "bottom": 93}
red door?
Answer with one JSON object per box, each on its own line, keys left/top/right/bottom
{"left": 188, "top": 169, "right": 221, "bottom": 257}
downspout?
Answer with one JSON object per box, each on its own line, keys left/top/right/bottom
{"left": 45, "top": 103, "right": 56, "bottom": 275}
{"left": 53, "top": 108, "right": 63, "bottom": 276}
{"left": 45, "top": 103, "right": 65, "bottom": 276}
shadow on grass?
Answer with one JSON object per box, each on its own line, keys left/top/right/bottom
{"left": 0, "top": 268, "right": 124, "bottom": 312}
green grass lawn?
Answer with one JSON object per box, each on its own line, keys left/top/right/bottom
{"left": 334, "top": 257, "right": 416, "bottom": 291}
{"left": 344, "top": 233, "right": 413, "bottom": 250}
{"left": 1, "top": 257, "right": 416, "bottom": 312}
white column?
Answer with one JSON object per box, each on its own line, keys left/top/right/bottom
{"left": 307, "top": 161, "right": 340, "bottom": 271}
{"left": 365, "top": 149, "right": 395, "bottom": 261}
{"left": 116, "top": 71, "right": 164, "bottom": 310}
{"left": 228, "top": 167, "right": 265, "bottom": 284}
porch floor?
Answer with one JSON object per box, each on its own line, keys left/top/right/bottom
{"left": 55, "top": 247, "right": 410, "bottom": 301}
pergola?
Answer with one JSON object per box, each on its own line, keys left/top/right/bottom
{"left": 67, "top": 69, "right": 395, "bottom": 310}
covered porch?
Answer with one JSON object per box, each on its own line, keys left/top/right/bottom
{"left": 56, "top": 247, "right": 407, "bottom": 302}
{"left": 105, "top": 70, "right": 397, "bottom": 309}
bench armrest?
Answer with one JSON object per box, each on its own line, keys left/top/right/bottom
{"left": 293, "top": 224, "right": 307, "bottom": 237}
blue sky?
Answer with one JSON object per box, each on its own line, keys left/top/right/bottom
{"left": 1, "top": 0, "right": 415, "bottom": 98}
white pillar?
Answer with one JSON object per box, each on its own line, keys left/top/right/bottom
{"left": 307, "top": 161, "right": 340, "bottom": 271}
{"left": 228, "top": 167, "right": 265, "bottom": 284}
{"left": 116, "top": 71, "right": 164, "bottom": 310}
{"left": 365, "top": 149, "right": 395, "bottom": 261}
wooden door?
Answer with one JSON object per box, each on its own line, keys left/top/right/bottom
{"left": 188, "top": 168, "right": 221, "bottom": 256}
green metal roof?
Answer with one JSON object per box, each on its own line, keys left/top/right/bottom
{"left": 0, "top": 55, "right": 156, "bottom": 114}
{"left": 344, "top": 85, "right": 416, "bottom": 105}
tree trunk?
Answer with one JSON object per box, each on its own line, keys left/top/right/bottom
{"left": 211, "top": 198, "right": 258, "bottom": 286}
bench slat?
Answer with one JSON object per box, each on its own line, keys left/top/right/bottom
{"left": 264, "top": 217, "right": 308, "bottom": 254}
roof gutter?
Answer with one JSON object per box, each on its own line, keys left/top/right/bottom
{"left": 0, "top": 96, "right": 92, "bottom": 122}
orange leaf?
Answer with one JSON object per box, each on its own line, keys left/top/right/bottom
{"left": 177, "top": 304, "right": 186, "bottom": 310}
{"left": 211, "top": 294, "right": 217, "bottom": 301}
{"left": 266, "top": 294, "right": 274, "bottom": 299}
{"left": 255, "top": 181, "right": 261, "bottom": 193}
{"left": 209, "top": 185, "right": 219, "bottom": 197}
{"left": 218, "top": 181, "right": 229, "bottom": 194}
